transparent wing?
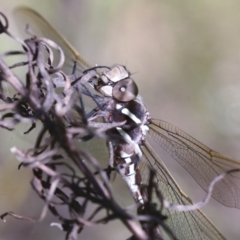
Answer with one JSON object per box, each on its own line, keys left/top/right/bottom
{"left": 141, "top": 142, "right": 226, "bottom": 240}
{"left": 149, "top": 119, "right": 240, "bottom": 208}
{"left": 13, "top": 6, "right": 92, "bottom": 73}
{"left": 14, "top": 7, "right": 101, "bottom": 113}
{"left": 13, "top": 7, "right": 111, "bottom": 165}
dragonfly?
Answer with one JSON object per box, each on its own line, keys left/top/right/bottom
{"left": 13, "top": 6, "right": 240, "bottom": 240}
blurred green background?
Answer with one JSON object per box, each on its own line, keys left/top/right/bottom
{"left": 1, "top": 0, "right": 240, "bottom": 239}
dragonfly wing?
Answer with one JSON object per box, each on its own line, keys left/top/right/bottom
{"left": 14, "top": 7, "right": 102, "bottom": 112}
{"left": 141, "top": 142, "right": 225, "bottom": 240}
{"left": 149, "top": 119, "right": 240, "bottom": 208}
{"left": 13, "top": 7, "right": 111, "bottom": 165}
{"left": 13, "top": 6, "right": 92, "bottom": 73}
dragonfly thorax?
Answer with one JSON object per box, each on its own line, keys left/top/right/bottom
{"left": 107, "top": 99, "right": 149, "bottom": 144}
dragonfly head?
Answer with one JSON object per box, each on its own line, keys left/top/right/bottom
{"left": 99, "top": 64, "right": 139, "bottom": 102}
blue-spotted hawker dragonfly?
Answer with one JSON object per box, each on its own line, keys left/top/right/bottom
{"left": 13, "top": 6, "right": 240, "bottom": 240}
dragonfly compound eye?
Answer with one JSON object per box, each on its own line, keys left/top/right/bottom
{"left": 102, "top": 64, "right": 130, "bottom": 83}
{"left": 112, "top": 78, "right": 138, "bottom": 102}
